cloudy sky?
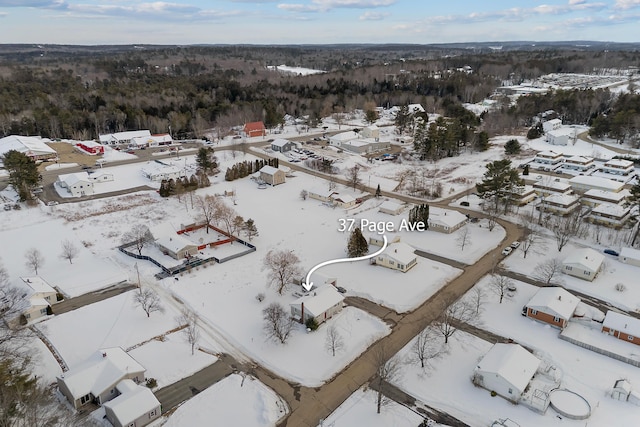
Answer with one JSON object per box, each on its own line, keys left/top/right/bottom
{"left": 0, "top": 0, "right": 638, "bottom": 45}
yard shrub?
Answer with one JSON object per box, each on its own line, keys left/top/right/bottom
{"left": 146, "top": 378, "right": 158, "bottom": 388}
{"left": 305, "top": 318, "right": 319, "bottom": 331}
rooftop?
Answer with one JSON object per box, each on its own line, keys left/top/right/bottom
{"left": 526, "top": 287, "right": 580, "bottom": 320}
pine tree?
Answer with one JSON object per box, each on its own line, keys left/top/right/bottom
{"left": 375, "top": 184, "right": 381, "bottom": 198}
{"left": 347, "top": 227, "right": 368, "bottom": 258}
{"left": 408, "top": 204, "right": 430, "bottom": 228}
{"left": 225, "top": 168, "right": 233, "bottom": 181}
{"left": 504, "top": 139, "right": 521, "bottom": 155}
{"left": 244, "top": 218, "right": 259, "bottom": 240}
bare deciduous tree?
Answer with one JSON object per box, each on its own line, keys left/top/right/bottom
{"left": 434, "top": 297, "right": 475, "bottom": 344}
{"left": 179, "top": 309, "right": 199, "bottom": 355}
{"left": 469, "top": 286, "right": 486, "bottom": 315}
{"left": 370, "top": 343, "right": 402, "bottom": 414}
{"left": 489, "top": 273, "right": 513, "bottom": 304}
{"left": 24, "top": 248, "right": 44, "bottom": 275}
{"left": 550, "top": 209, "right": 588, "bottom": 252}
{"left": 300, "top": 189, "right": 308, "bottom": 200}
{"left": 262, "top": 303, "right": 294, "bottom": 344}
{"left": 411, "top": 326, "right": 447, "bottom": 369}
{"left": 455, "top": 227, "right": 472, "bottom": 251}
{"left": 134, "top": 288, "right": 164, "bottom": 318}
{"left": 195, "top": 194, "right": 218, "bottom": 233}
{"left": 346, "top": 164, "right": 362, "bottom": 191}
{"left": 533, "top": 258, "right": 565, "bottom": 286}
{"left": 122, "top": 224, "right": 154, "bottom": 256}
{"left": 262, "top": 250, "right": 302, "bottom": 295}
{"left": 59, "top": 239, "right": 79, "bottom": 264}
{"left": 325, "top": 325, "right": 344, "bottom": 357}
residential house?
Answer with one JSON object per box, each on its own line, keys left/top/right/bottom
{"left": 588, "top": 204, "right": 631, "bottom": 228}
{"left": 374, "top": 242, "right": 418, "bottom": 273}
{"left": 532, "top": 180, "right": 573, "bottom": 197}
{"left": 0, "top": 135, "right": 57, "bottom": 164}
{"left": 271, "top": 139, "right": 296, "bottom": 152}
{"left": 76, "top": 140, "right": 105, "bottom": 155}
{"left": 259, "top": 165, "right": 286, "bottom": 186}
{"left": 546, "top": 128, "right": 576, "bottom": 146}
{"left": 602, "top": 311, "right": 640, "bottom": 346}
{"left": 472, "top": 343, "right": 541, "bottom": 403}
{"left": 581, "top": 189, "right": 628, "bottom": 207}
{"left": 330, "top": 193, "right": 357, "bottom": 209}
{"left": 243, "top": 121, "right": 266, "bottom": 138}
{"left": 156, "top": 235, "right": 198, "bottom": 260}
{"left": 427, "top": 210, "right": 467, "bottom": 234}
{"left": 569, "top": 175, "right": 625, "bottom": 193}
{"left": 537, "top": 194, "right": 580, "bottom": 215}
{"left": 103, "top": 379, "right": 161, "bottom": 427}
{"left": 619, "top": 247, "right": 640, "bottom": 267}
{"left": 378, "top": 200, "right": 404, "bottom": 216}
{"left": 523, "top": 287, "right": 580, "bottom": 329}
{"left": 57, "top": 172, "right": 95, "bottom": 197}
{"left": 99, "top": 130, "right": 151, "bottom": 145}
{"left": 88, "top": 170, "right": 115, "bottom": 183}
{"left": 290, "top": 285, "right": 344, "bottom": 325}
{"left": 307, "top": 188, "right": 337, "bottom": 203}
{"left": 57, "top": 347, "right": 146, "bottom": 409}
{"left": 542, "top": 118, "right": 562, "bottom": 133}
{"left": 562, "top": 247, "right": 605, "bottom": 282}
{"left": 505, "top": 185, "right": 536, "bottom": 206}
{"left": 3, "top": 276, "right": 58, "bottom": 327}
{"left": 563, "top": 156, "right": 594, "bottom": 173}
{"left": 361, "top": 125, "right": 380, "bottom": 140}
{"left": 601, "top": 159, "right": 635, "bottom": 176}
{"left": 141, "top": 161, "right": 185, "bottom": 182}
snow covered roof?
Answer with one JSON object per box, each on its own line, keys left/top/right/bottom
{"left": 476, "top": 343, "right": 540, "bottom": 394}
{"left": 156, "top": 234, "right": 197, "bottom": 253}
{"left": 0, "top": 135, "right": 56, "bottom": 158}
{"left": 563, "top": 247, "right": 604, "bottom": 272}
{"left": 536, "top": 150, "right": 562, "bottom": 158}
{"left": 260, "top": 165, "right": 281, "bottom": 175}
{"left": 526, "top": 287, "right": 580, "bottom": 320}
{"left": 271, "top": 138, "right": 293, "bottom": 148}
{"left": 103, "top": 379, "right": 160, "bottom": 425}
{"left": 407, "top": 104, "right": 425, "bottom": 113}
{"left": 569, "top": 175, "right": 625, "bottom": 191}
{"left": 620, "top": 247, "right": 640, "bottom": 261}
{"left": 583, "top": 189, "right": 627, "bottom": 202}
{"left": 565, "top": 155, "right": 593, "bottom": 164}
{"left": 77, "top": 140, "right": 103, "bottom": 148}
{"left": 99, "top": 130, "right": 150, "bottom": 143}
{"left": 379, "top": 200, "right": 402, "bottom": 213}
{"left": 603, "top": 311, "right": 640, "bottom": 338}
{"left": 291, "top": 285, "right": 344, "bottom": 318}
{"left": 331, "top": 194, "right": 356, "bottom": 204}
{"left": 604, "top": 158, "right": 634, "bottom": 168}
{"left": 533, "top": 180, "right": 572, "bottom": 191}
{"left": 591, "top": 203, "right": 630, "bottom": 217}
{"left": 20, "top": 276, "right": 56, "bottom": 295}
{"left": 141, "top": 162, "right": 184, "bottom": 177}
{"left": 382, "top": 242, "right": 417, "bottom": 265}
{"left": 428, "top": 210, "right": 467, "bottom": 227}
{"left": 330, "top": 131, "right": 360, "bottom": 142}
{"left": 543, "top": 193, "right": 579, "bottom": 206}
{"left": 58, "top": 348, "right": 145, "bottom": 399}
{"left": 547, "top": 127, "right": 576, "bottom": 137}
{"left": 59, "top": 172, "right": 91, "bottom": 186}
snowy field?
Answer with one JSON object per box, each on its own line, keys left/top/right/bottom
{"left": 162, "top": 374, "right": 288, "bottom": 427}
{"left": 321, "top": 388, "right": 425, "bottom": 427}
{"left": 37, "top": 290, "right": 184, "bottom": 368}
{"left": 128, "top": 333, "right": 218, "bottom": 389}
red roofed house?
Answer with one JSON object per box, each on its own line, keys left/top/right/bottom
{"left": 244, "top": 121, "right": 266, "bottom": 138}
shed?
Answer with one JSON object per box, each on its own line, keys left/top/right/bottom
{"left": 103, "top": 379, "right": 161, "bottom": 427}
{"left": 602, "top": 311, "right": 640, "bottom": 347}
{"left": 290, "top": 285, "right": 344, "bottom": 325}
{"left": 473, "top": 343, "right": 540, "bottom": 403}
{"left": 562, "top": 248, "right": 604, "bottom": 282}
{"left": 524, "top": 287, "right": 580, "bottom": 329}
{"left": 259, "top": 165, "right": 286, "bottom": 186}
{"left": 619, "top": 247, "right": 640, "bottom": 267}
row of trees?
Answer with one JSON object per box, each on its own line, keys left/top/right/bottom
{"left": 158, "top": 172, "right": 211, "bottom": 197}
{"left": 224, "top": 158, "right": 279, "bottom": 182}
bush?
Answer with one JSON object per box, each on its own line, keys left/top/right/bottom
{"left": 146, "top": 378, "right": 158, "bottom": 388}
{"left": 46, "top": 305, "right": 53, "bottom": 315}
{"left": 305, "top": 318, "right": 319, "bottom": 331}
{"left": 490, "top": 390, "right": 497, "bottom": 397}
{"left": 256, "top": 293, "right": 265, "bottom": 303}
{"left": 56, "top": 292, "right": 64, "bottom": 301}
{"left": 615, "top": 283, "right": 627, "bottom": 292}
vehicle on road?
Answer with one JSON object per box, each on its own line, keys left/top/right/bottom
{"left": 46, "top": 201, "right": 59, "bottom": 206}
{"left": 604, "top": 249, "right": 619, "bottom": 257}
{"left": 501, "top": 247, "right": 513, "bottom": 256}
{"left": 510, "top": 241, "right": 520, "bottom": 249}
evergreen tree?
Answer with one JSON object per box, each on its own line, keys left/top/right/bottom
{"left": 159, "top": 180, "right": 170, "bottom": 197}
{"left": 394, "top": 105, "right": 411, "bottom": 134}
{"left": 475, "top": 131, "right": 490, "bottom": 152}
{"left": 244, "top": 218, "right": 259, "bottom": 240}
{"left": 408, "top": 204, "right": 430, "bottom": 228}
{"left": 476, "top": 159, "right": 523, "bottom": 214}
{"left": 504, "top": 138, "right": 521, "bottom": 155}
{"left": 347, "top": 227, "right": 369, "bottom": 258}
{"left": 527, "top": 123, "right": 544, "bottom": 139}
{"left": 375, "top": 184, "right": 381, "bottom": 198}
{"left": 2, "top": 150, "right": 41, "bottom": 201}
{"left": 523, "top": 164, "right": 530, "bottom": 176}
{"left": 195, "top": 147, "right": 218, "bottom": 175}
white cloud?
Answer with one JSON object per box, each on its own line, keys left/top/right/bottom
{"left": 312, "top": 0, "right": 396, "bottom": 7}
{"left": 359, "top": 11, "right": 389, "bottom": 20}
{"left": 614, "top": 0, "right": 640, "bottom": 9}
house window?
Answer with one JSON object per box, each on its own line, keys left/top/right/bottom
{"left": 110, "top": 388, "right": 115, "bottom": 394}
{"left": 629, "top": 335, "right": 634, "bottom": 341}
{"left": 530, "top": 309, "right": 538, "bottom": 315}
{"left": 553, "top": 316, "right": 561, "bottom": 322}
{"left": 40, "top": 308, "right": 47, "bottom": 314}
{"left": 565, "top": 266, "right": 572, "bottom": 271}
{"left": 80, "top": 394, "right": 90, "bottom": 404}
{"left": 508, "top": 388, "right": 513, "bottom": 394}
{"left": 389, "top": 260, "right": 394, "bottom": 265}
{"left": 398, "top": 264, "right": 404, "bottom": 270}
{"left": 585, "top": 271, "right": 591, "bottom": 276}
{"left": 149, "top": 409, "right": 157, "bottom": 418}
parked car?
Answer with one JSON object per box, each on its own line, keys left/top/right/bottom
{"left": 510, "top": 241, "right": 520, "bottom": 249}
{"left": 46, "top": 201, "right": 59, "bottom": 206}
{"left": 460, "top": 201, "right": 470, "bottom": 207}
{"left": 501, "top": 247, "right": 513, "bottom": 256}
{"left": 335, "top": 286, "right": 347, "bottom": 294}
{"left": 604, "top": 249, "right": 619, "bottom": 257}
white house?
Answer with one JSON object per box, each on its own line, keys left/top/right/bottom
{"left": 57, "top": 172, "right": 95, "bottom": 197}
{"left": 103, "top": 379, "right": 161, "bottom": 427}
{"left": 601, "top": 159, "right": 635, "bottom": 176}
{"left": 57, "top": 347, "right": 146, "bottom": 410}
{"left": 533, "top": 180, "right": 573, "bottom": 197}
{"left": 563, "top": 155, "right": 594, "bottom": 172}
{"left": 290, "top": 285, "right": 344, "bottom": 325}
{"left": 472, "top": 343, "right": 541, "bottom": 403}
{"left": 543, "top": 118, "right": 562, "bottom": 133}
{"left": 569, "top": 175, "right": 625, "bottom": 193}
{"left": 361, "top": 125, "right": 380, "bottom": 140}
{"left": 378, "top": 200, "right": 404, "bottom": 216}
{"left": 330, "top": 193, "right": 357, "bottom": 208}
{"left": 532, "top": 150, "right": 564, "bottom": 168}
{"left": 619, "top": 247, "right": 640, "bottom": 267}
{"left": 427, "top": 210, "right": 468, "bottom": 234}
{"left": 141, "top": 161, "right": 185, "bottom": 182}
{"left": 259, "top": 165, "right": 286, "bottom": 186}
{"left": 307, "top": 188, "right": 337, "bottom": 203}
{"left": 581, "top": 189, "right": 628, "bottom": 207}
{"left": 562, "top": 247, "right": 605, "bottom": 282}
{"left": 271, "top": 138, "right": 296, "bottom": 152}
{"left": 99, "top": 130, "right": 151, "bottom": 145}
{"left": 4, "top": 276, "right": 58, "bottom": 327}
{"left": 129, "top": 133, "right": 172, "bottom": 148}
{"left": 374, "top": 242, "right": 417, "bottom": 273}
{"left": 537, "top": 194, "right": 580, "bottom": 215}
{"left": 88, "top": 170, "right": 115, "bottom": 183}
{"left": 546, "top": 128, "right": 576, "bottom": 146}
{"left": 523, "top": 287, "right": 580, "bottom": 329}
{"left": 588, "top": 204, "right": 631, "bottom": 228}
{"left": 156, "top": 234, "right": 199, "bottom": 260}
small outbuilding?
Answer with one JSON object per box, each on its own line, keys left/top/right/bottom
{"left": 259, "top": 165, "right": 286, "bottom": 186}
{"left": 562, "top": 248, "right": 604, "bottom": 282}
{"left": 472, "top": 343, "right": 541, "bottom": 403}
{"left": 523, "top": 287, "right": 580, "bottom": 329}
{"left": 290, "top": 285, "right": 344, "bottom": 325}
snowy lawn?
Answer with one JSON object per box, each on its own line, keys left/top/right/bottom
{"left": 162, "top": 373, "right": 287, "bottom": 427}
{"left": 127, "top": 333, "right": 218, "bottom": 389}
{"left": 410, "top": 277, "right": 640, "bottom": 426}
{"left": 36, "top": 290, "right": 183, "bottom": 368}
{"left": 320, "top": 388, "right": 425, "bottom": 427}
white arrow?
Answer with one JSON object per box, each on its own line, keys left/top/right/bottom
{"left": 302, "top": 235, "right": 388, "bottom": 292}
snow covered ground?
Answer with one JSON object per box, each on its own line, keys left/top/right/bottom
{"left": 162, "top": 374, "right": 288, "bottom": 427}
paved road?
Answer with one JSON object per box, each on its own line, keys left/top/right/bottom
{"left": 343, "top": 296, "right": 402, "bottom": 327}
{"left": 51, "top": 283, "right": 137, "bottom": 314}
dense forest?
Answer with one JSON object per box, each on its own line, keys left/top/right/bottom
{"left": 0, "top": 43, "right": 638, "bottom": 143}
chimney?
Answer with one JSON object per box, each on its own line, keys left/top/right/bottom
{"left": 301, "top": 302, "right": 304, "bottom": 324}
{"left": 558, "top": 295, "right": 561, "bottom": 301}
